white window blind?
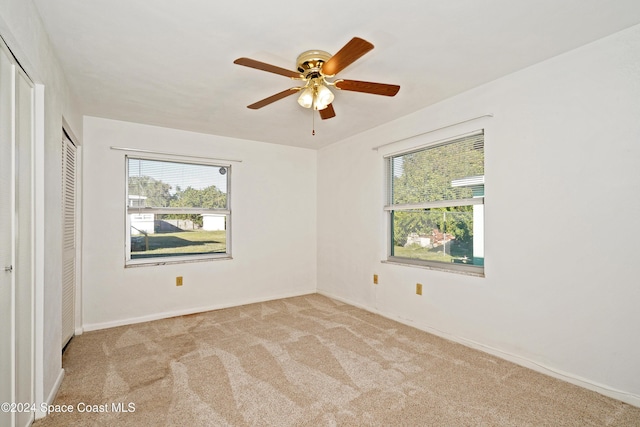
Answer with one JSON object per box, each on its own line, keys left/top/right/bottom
{"left": 127, "top": 158, "right": 229, "bottom": 214}
{"left": 385, "top": 131, "right": 484, "bottom": 210}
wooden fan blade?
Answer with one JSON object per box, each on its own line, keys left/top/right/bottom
{"left": 321, "top": 37, "right": 374, "bottom": 76}
{"left": 319, "top": 103, "right": 336, "bottom": 120}
{"left": 234, "top": 57, "right": 301, "bottom": 79}
{"left": 247, "top": 88, "right": 300, "bottom": 109}
{"left": 334, "top": 79, "right": 400, "bottom": 96}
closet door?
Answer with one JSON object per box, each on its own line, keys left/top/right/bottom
{"left": 0, "top": 40, "right": 16, "bottom": 427}
{"left": 61, "top": 136, "right": 76, "bottom": 347}
{"left": 0, "top": 37, "right": 35, "bottom": 427}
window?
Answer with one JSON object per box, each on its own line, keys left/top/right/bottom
{"left": 385, "top": 131, "right": 484, "bottom": 274}
{"left": 126, "top": 156, "right": 230, "bottom": 266}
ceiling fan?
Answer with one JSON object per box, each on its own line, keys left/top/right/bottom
{"left": 233, "top": 37, "right": 400, "bottom": 121}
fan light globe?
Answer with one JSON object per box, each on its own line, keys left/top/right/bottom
{"left": 297, "top": 87, "right": 314, "bottom": 108}
{"left": 314, "top": 85, "right": 334, "bottom": 110}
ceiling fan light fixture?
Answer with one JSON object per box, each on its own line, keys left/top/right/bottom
{"left": 314, "top": 84, "right": 334, "bottom": 110}
{"left": 234, "top": 37, "right": 400, "bottom": 122}
{"left": 297, "top": 87, "right": 314, "bottom": 108}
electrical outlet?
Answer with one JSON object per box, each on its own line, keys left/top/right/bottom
{"left": 176, "top": 276, "right": 183, "bottom": 286}
{"left": 416, "top": 283, "right": 422, "bottom": 295}
{"left": 373, "top": 274, "right": 378, "bottom": 284}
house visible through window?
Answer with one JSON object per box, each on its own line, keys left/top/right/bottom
{"left": 126, "top": 156, "right": 231, "bottom": 265}
{"left": 385, "top": 131, "right": 484, "bottom": 274}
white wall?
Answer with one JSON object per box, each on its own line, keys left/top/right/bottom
{"left": 317, "top": 24, "right": 640, "bottom": 406}
{"left": 0, "top": 0, "right": 83, "bottom": 413}
{"left": 82, "top": 117, "right": 317, "bottom": 329}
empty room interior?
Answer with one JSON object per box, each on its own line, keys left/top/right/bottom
{"left": 1, "top": 1, "right": 640, "bottom": 426}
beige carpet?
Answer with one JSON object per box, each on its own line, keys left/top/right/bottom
{"left": 34, "top": 294, "right": 640, "bottom": 426}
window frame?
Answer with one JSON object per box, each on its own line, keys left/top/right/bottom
{"left": 384, "top": 130, "right": 485, "bottom": 276}
{"left": 124, "top": 154, "right": 232, "bottom": 267}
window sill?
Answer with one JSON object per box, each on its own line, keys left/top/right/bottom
{"left": 382, "top": 258, "right": 484, "bottom": 278}
{"left": 125, "top": 254, "right": 232, "bottom": 268}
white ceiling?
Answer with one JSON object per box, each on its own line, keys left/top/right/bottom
{"left": 33, "top": 0, "right": 640, "bottom": 149}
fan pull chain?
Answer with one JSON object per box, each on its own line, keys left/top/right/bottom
{"left": 312, "top": 107, "right": 315, "bottom": 136}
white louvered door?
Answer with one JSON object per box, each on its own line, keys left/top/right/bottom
{"left": 61, "top": 136, "right": 76, "bottom": 347}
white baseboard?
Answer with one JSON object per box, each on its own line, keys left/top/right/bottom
{"left": 35, "top": 368, "right": 65, "bottom": 420}
{"left": 318, "top": 290, "right": 640, "bottom": 408}
{"left": 82, "top": 290, "right": 316, "bottom": 332}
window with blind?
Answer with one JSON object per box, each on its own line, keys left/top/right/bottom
{"left": 385, "top": 131, "right": 484, "bottom": 274}
{"left": 125, "top": 156, "right": 231, "bottom": 266}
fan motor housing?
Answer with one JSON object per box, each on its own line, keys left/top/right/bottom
{"left": 296, "top": 50, "right": 332, "bottom": 78}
